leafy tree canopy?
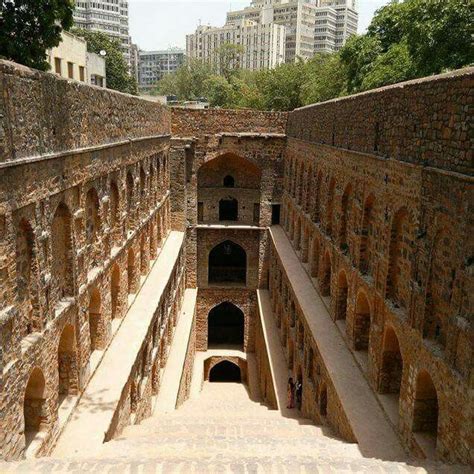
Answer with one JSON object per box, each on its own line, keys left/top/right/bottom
{"left": 0, "top": 0, "right": 74, "bottom": 71}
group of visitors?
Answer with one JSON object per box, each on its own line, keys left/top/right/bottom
{"left": 287, "top": 377, "right": 302, "bottom": 410}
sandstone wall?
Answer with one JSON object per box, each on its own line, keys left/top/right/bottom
{"left": 287, "top": 68, "right": 473, "bottom": 175}
{"left": 172, "top": 108, "right": 287, "bottom": 139}
{"left": 0, "top": 60, "right": 176, "bottom": 460}
{"left": 281, "top": 68, "right": 473, "bottom": 464}
{"left": 0, "top": 60, "right": 170, "bottom": 165}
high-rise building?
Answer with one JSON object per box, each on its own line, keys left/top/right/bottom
{"left": 314, "top": 0, "right": 358, "bottom": 53}
{"left": 73, "top": 0, "right": 132, "bottom": 65}
{"left": 227, "top": 0, "right": 358, "bottom": 61}
{"left": 186, "top": 18, "right": 286, "bottom": 72}
{"left": 138, "top": 48, "right": 186, "bottom": 91}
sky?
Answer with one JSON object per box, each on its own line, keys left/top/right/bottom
{"left": 128, "top": 0, "right": 389, "bottom": 51}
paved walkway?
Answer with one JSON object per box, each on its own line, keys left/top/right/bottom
{"left": 51, "top": 231, "right": 184, "bottom": 459}
{"left": 154, "top": 288, "right": 197, "bottom": 414}
{"left": 257, "top": 289, "right": 293, "bottom": 414}
{"left": 270, "top": 226, "right": 406, "bottom": 461}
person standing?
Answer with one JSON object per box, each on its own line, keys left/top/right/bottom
{"left": 295, "top": 379, "right": 303, "bottom": 410}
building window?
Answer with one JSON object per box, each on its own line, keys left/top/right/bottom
{"left": 79, "top": 66, "right": 85, "bottom": 82}
{"left": 67, "top": 62, "right": 74, "bottom": 79}
{"left": 55, "top": 57, "right": 62, "bottom": 75}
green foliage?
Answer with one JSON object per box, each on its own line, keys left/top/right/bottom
{"left": 216, "top": 43, "right": 245, "bottom": 81}
{"left": 154, "top": 0, "right": 473, "bottom": 109}
{"left": 0, "top": 0, "right": 74, "bottom": 71}
{"left": 301, "top": 54, "right": 347, "bottom": 105}
{"left": 73, "top": 29, "right": 137, "bottom": 95}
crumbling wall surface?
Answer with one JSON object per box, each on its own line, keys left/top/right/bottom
{"left": 0, "top": 59, "right": 171, "bottom": 164}
{"left": 288, "top": 67, "right": 473, "bottom": 174}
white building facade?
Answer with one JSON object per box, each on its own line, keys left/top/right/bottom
{"left": 187, "top": 18, "right": 286, "bottom": 72}
{"left": 73, "top": 0, "right": 132, "bottom": 65}
{"left": 315, "top": 0, "right": 358, "bottom": 53}
{"left": 138, "top": 48, "right": 185, "bottom": 91}
{"left": 48, "top": 32, "right": 106, "bottom": 87}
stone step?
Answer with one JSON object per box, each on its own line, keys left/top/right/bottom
{"left": 0, "top": 456, "right": 437, "bottom": 473}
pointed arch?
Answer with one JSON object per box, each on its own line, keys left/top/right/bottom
{"left": 58, "top": 324, "right": 78, "bottom": 401}
{"left": 335, "top": 270, "right": 348, "bottom": 321}
{"left": 378, "top": 326, "right": 403, "bottom": 395}
{"left": 326, "top": 177, "right": 336, "bottom": 236}
{"left": 24, "top": 367, "right": 48, "bottom": 447}
{"left": 359, "top": 194, "right": 375, "bottom": 275}
{"left": 208, "top": 302, "right": 244, "bottom": 347}
{"left": 111, "top": 264, "right": 120, "bottom": 319}
{"left": 320, "top": 251, "right": 332, "bottom": 297}
{"left": 412, "top": 370, "right": 438, "bottom": 449}
{"left": 16, "top": 218, "right": 41, "bottom": 335}
{"left": 208, "top": 240, "right": 246, "bottom": 285}
{"left": 339, "top": 183, "right": 352, "bottom": 252}
{"left": 52, "top": 202, "right": 74, "bottom": 299}
{"left": 386, "top": 207, "right": 412, "bottom": 310}
{"left": 354, "top": 291, "right": 371, "bottom": 351}
{"left": 88, "top": 287, "right": 102, "bottom": 352}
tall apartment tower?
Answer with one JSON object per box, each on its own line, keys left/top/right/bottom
{"left": 73, "top": 0, "right": 132, "bottom": 65}
{"left": 228, "top": 0, "right": 317, "bottom": 63}
{"left": 138, "top": 48, "right": 186, "bottom": 91}
{"left": 314, "top": 0, "right": 358, "bottom": 53}
{"left": 186, "top": 18, "right": 286, "bottom": 72}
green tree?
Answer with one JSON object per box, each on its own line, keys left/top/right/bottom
{"left": 301, "top": 54, "right": 347, "bottom": 105}
{"left": 256, "top": 61, "right": 307, "bottom": 111}
{"left": 340, "top": 35, "right": 382, "bottom": 93}
{"left": 360, "top": 40, "right": 414, "bottom": 90}
{"left": 203, "top": 74, "right": 234, "bottom": 107}
{"left": 0, "top": 0, "right": 74, "bottom": 71}
{"left": 156, "top": 58, "right": 214, "bottom": 100}
{"left": 402, "top": 0, "right": 473, "bottom": 76}
{"left": 73, "top": 29, "right": 137, "bottom": 94}
{"left": 216, "top": 43, "right": 245, "bottom": 80}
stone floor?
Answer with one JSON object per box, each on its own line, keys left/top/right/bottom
{"left": 2, "top": 382, "right": 468, "bottom": 473}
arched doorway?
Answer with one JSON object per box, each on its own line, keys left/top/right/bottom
{"left": 219, "top": 198, "right": 238, "bottom": 221}
{"left": 51, "top": 202, "right": 74, "bottom": 299}
{"left": 354, "top": 291, "right": 371, "bottom": 351}
{"left": 208, "top": 240, "right": 246, "bottom": 284}
{"left": 208, "top": 302, "right": 244, "bottom": 347}
{"left": 209, "top": 361, "right": 241, "bottom": 382}
{"left": 413, "top": 370, "right": 438, "bottom": 451}
{"left": 111, "top": 264, "right": 120, "bottom": 319}
{"left": 24, "top": 368, "right": 47, "bottom": 448}
{"left": 127, "top": 248, "right": 136, "bottom": 294}
{"left": 58, "top": 324, "right": 78, "bottom": 406}
{"left": 379, "top": 326, "right": 403, "bottom": 394}
{"left": 88, "top": 287, "right": 101, "bottom": 352}
{"left": 335, "top": 271, "right": 348, "bottom": 321}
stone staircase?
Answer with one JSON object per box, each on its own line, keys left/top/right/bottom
{"left": 1, "top": 382, "right": 464, "bottom": 472}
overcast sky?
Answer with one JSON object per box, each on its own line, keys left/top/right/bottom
{"left": 129, "top": 0, "right": 388, "bottom": 51}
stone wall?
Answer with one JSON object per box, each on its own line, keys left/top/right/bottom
{"left": 0, "top": 60, "right": 176, "bottom": 460}
{"left": 0, "top": 60, "right": 170, "bottom": 165}
{"left": 281, "top": 68, "right": 473, "bottom": 464}
{"left": 287, "top": 68, "right": 473, "bottom": 175}
{"left": 172, "top": 108, "right": 287, "bottom": 139}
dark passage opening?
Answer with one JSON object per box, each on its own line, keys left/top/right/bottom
{"left": 209, "top": 361, "right": 241, "bottom": 382}
{"left": 219, "top": 198, "right": 238, "bottom": 221}
{"left": 208, "top": 302, "right": 244, "bottom": 347}
{"left": 223, "top": 175, "right": 235, "bottom": 187}
{"left": 208, "top": 240, "right": 246, "bottom": 284}
{"left": 272, "top": 204, "right": 281, "bottom": 225}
